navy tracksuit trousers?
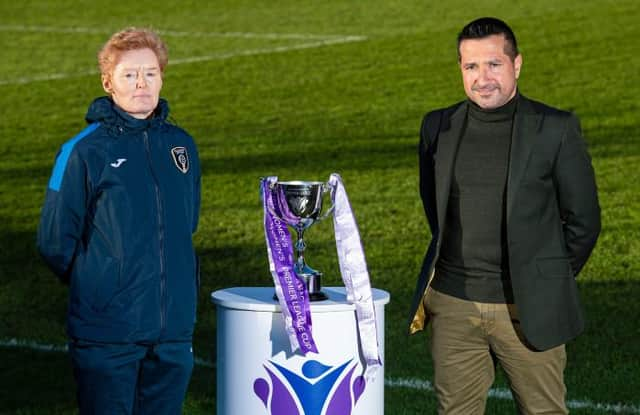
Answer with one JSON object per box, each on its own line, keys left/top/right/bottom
{"left": 69, "top": 340, "right": 194, "bottom": 415}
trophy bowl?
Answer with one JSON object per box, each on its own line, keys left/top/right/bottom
{"left": 278, "top": 181, "right": 324, "bottom": 223}
{"left": 271, "top": 180, "right": 333, "bottom": 301}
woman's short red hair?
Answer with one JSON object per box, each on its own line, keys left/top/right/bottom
{"left": 98, "top": 28, "right": 168, "bottom": 77}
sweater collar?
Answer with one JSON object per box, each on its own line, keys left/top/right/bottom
{"left": 468, "top": 92, "right": 518, "bottom": 122}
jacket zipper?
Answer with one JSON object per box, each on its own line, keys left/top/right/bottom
{"left": 143, "top": 130, "right": 166, "bottom": 333}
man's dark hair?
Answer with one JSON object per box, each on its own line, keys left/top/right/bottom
{"left": 457, "top": 17, "right": 519, "bottom": 61}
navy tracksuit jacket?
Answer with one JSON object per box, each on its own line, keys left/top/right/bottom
{"left": 38, "top": 96, "right": 201, "bottom": 344}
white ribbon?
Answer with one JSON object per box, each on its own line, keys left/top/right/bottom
{"left": 328, "top": 173, "right": 382, "bottom": 381}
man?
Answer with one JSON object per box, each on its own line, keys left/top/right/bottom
{"left": 38, "top": 28, "right": 201, "bottom": 414}
{"left": 408, "top": 17, "right": 601, "bottom": 414}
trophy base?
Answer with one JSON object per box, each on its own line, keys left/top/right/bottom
{"left": 308, "top": 290, "right": 329, "bottom": 301}
{"left": 272, "top": 272, "right": 329, "bottom": 302}
{"left": 302, "top": 271, "right": 328, "bottom": 301}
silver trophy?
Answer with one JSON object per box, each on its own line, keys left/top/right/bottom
{"left": 270, "top": 180, "right": 334, "bottom": 301}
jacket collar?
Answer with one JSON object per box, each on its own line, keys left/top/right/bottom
{"left": 434, "top": 101, "right": 467, "bottom": 231}
{"left": 506, "top": 94, "right": 543, "bottom": 223}
{"left": 85, "top": 96, "right": 169, "bottom": 134}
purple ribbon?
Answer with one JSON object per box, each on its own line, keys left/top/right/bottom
{"left": 273, "top": 184, "right": 301, "bottom": 227}
{"left": 262, "top": 177, "right": 318, "bottom": 355}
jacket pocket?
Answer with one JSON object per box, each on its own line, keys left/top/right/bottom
{"left": 90, "top": 256, "right": 121, "bottom": 311}
{"left": 536, "top": 257, "right": 573, "bottom": 278}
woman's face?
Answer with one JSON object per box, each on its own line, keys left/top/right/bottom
{"left": 102, "top": 48, "right": 163, "bottom": 119}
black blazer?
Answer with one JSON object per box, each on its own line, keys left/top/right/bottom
{"left": 408, "top": 94, "right": 601, "bottom": 351}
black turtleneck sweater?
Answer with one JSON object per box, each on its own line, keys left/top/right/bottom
{"left": 432, "top": 95, "right": 517, "bottom": 303}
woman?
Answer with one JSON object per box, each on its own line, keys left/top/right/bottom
{"left": 38, "top": 28, "right": 201, "bottom": 414}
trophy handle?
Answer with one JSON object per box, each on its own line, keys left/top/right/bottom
{"left": 315, "top": 182, "right": 335, "bottom": 222}
{"left": 316, "top": 204, "right": 335, "bottom": 222}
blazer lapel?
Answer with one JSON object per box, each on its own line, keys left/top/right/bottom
{"left": 434, "top": 102, "right": 467, "bottom": 233}
{"left": 506, "top": 95, "right": 543, "bottom": 224}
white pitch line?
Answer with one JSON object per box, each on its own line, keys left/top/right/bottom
{"left": 0, "top": 24, "right": 365, "bottom": 41}
{"left": 0, "top": 25, "right": 110, "bottom": 35}
{"left": 0, "top": 32, "right": 366, "bottom": 86}
{"left": 170, "top": 37, "right": 366, "bottom": 64}
{"left": 0, "top": 338, "right": 214, "bottom": 368}
{"left": 2, "top": 338, "right": 639, "bottom": 414}
{"left": 0, "top": 69, "right": 98, "bottom": 86}
{"left": 386, "top": 377, "right": 640, "bottom": 414}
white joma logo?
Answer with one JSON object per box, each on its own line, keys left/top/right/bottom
{"left": 110, "top": 158, "right": 127, "bottom": 168}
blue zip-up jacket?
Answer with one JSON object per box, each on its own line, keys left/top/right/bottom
{"left": 38, "top": 96, "right": 201, "bottom": 343}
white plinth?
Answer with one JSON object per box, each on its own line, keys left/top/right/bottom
{"left": 211, "top": 286, "right": 390, "bottom": 415}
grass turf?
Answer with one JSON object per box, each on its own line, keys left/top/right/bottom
{"left": 1, "top": 1, "right": 639, "bottom": 413}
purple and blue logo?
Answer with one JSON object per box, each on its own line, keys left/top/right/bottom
{"left": 253, "top": 359, "right": 367, "bottom": 415}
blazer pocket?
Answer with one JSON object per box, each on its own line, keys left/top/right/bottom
{"left": 536, "top": 257, "right": 573, "bottom": 278}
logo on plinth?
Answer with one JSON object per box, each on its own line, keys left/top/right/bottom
{"left": 253, "top": 358, "right": 367, "bottom": 415}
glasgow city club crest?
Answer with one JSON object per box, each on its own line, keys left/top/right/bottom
{"left": 253, "top": 359, "right": 367, "bottom": 415}
{"left": 171, "top": 146, "right": 189, "bottom": 173}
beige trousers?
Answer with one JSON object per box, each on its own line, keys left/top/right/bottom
{"left": 424, "top": 288, "right": 568, "bottom": 415}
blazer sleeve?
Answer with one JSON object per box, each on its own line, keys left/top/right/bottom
{"left": 37, "top": 145, "right": 90, "bottom": 283}
{"left": 553, "top": 114, "right": 601, "bottom": 275}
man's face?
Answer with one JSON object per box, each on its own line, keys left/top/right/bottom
{"left": 459, "top": 34, "right": 522, "bottom": 109}
{"left": 102, "top": 48, "right": 163, "bottom": 119}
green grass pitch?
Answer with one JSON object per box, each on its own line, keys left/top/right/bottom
{"left": 0, "top": 1, "right": 639, "bottom": 414}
